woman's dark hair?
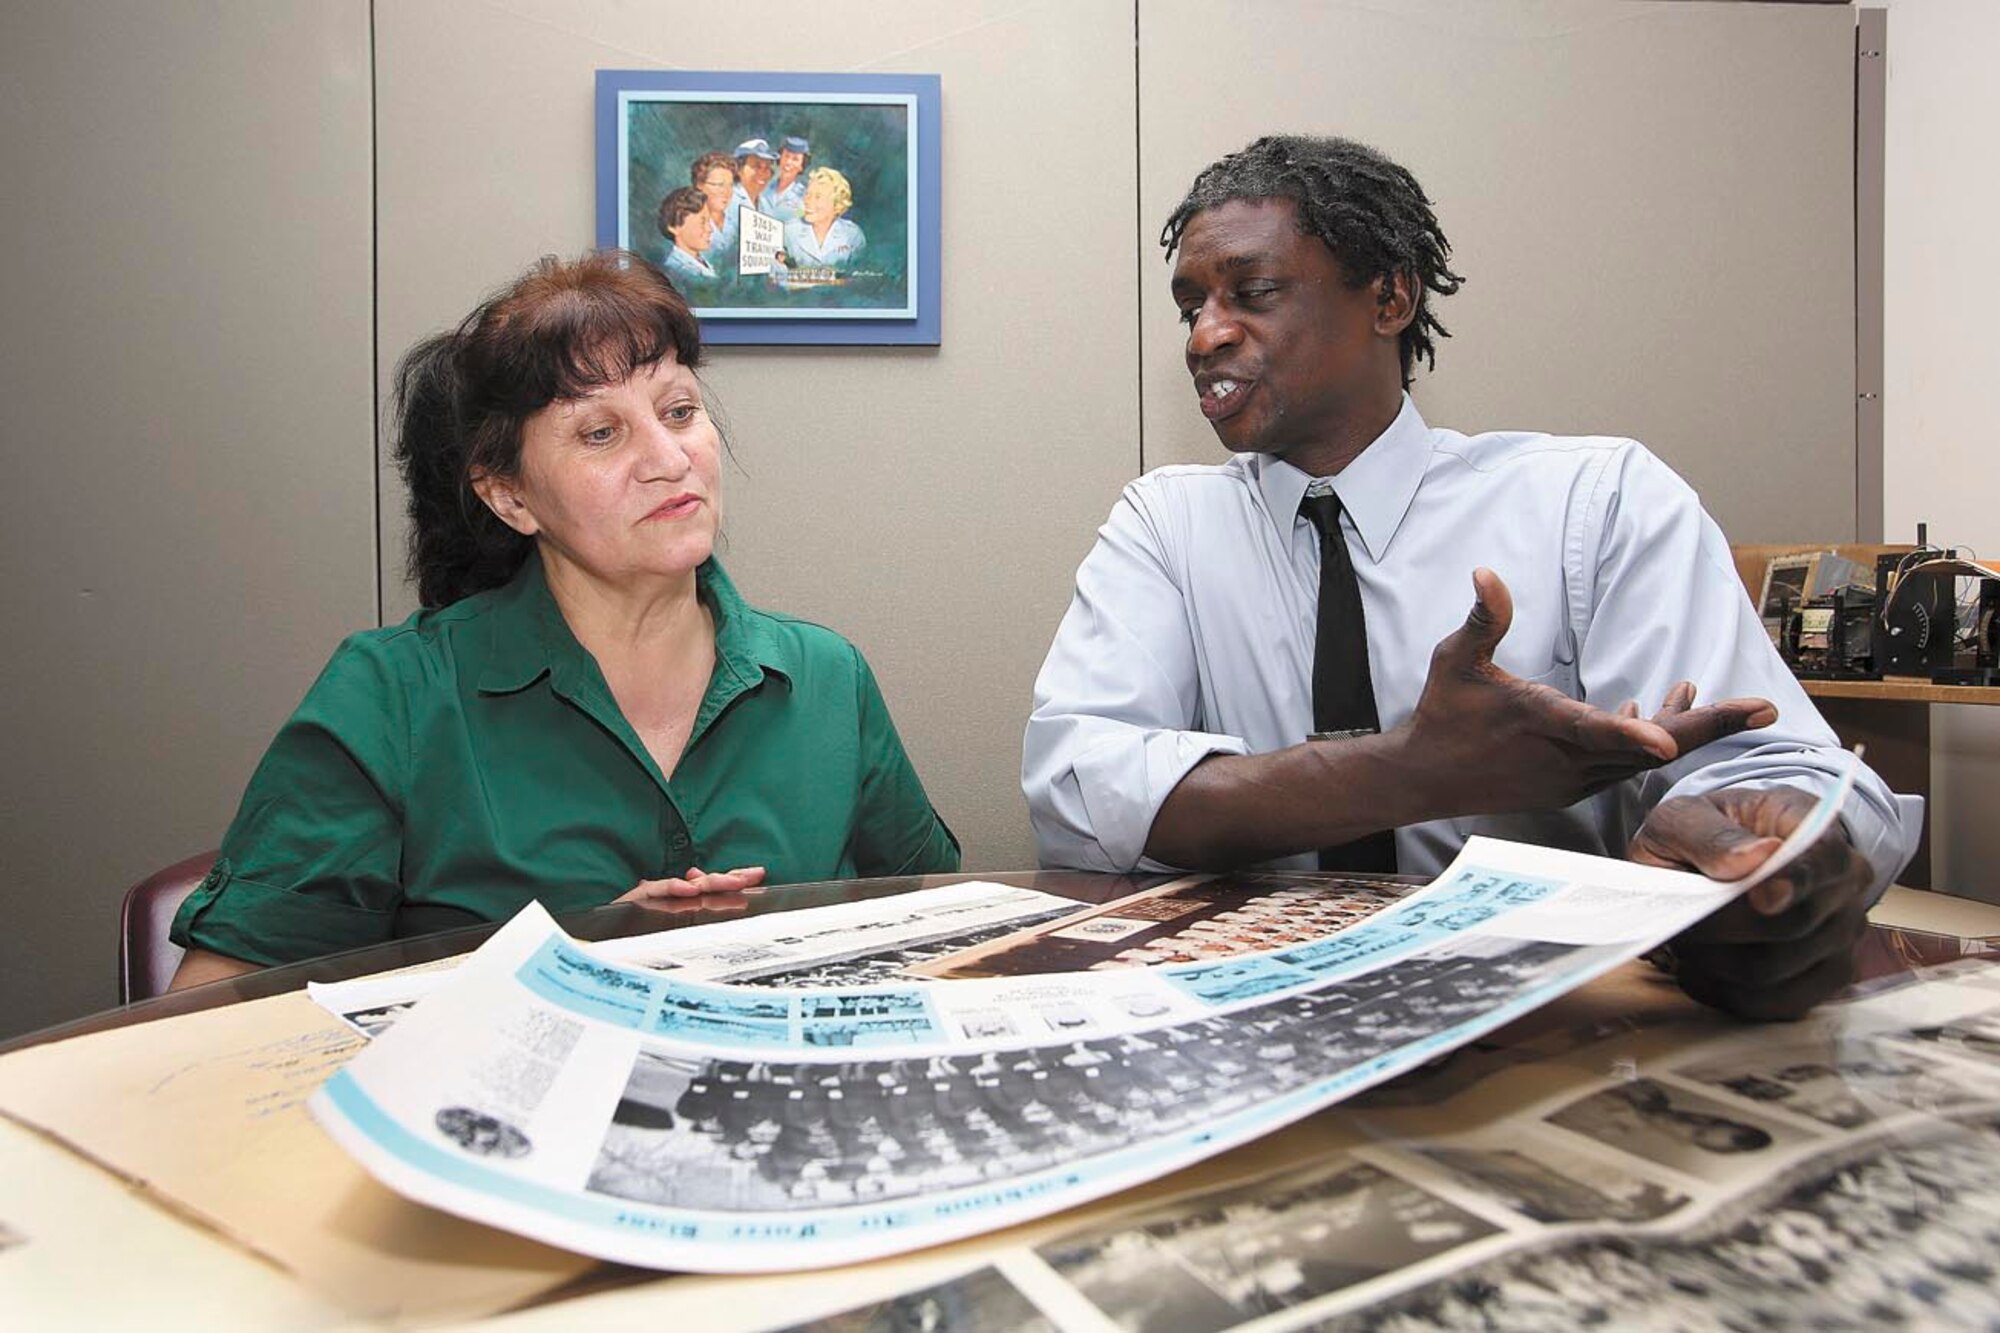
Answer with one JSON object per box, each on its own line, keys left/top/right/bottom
{"left": 1161, "top": 134, "right": 1465, "bottom": 388}
{"left": 393, "top": 250, "right": 704, "bottom": 608}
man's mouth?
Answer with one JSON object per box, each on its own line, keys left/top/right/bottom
{"left": 1197, "top": 376, "right": 1251, "bottom": 422}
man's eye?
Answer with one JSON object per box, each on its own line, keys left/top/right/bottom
{"left": 1177, "top": 305, "right": 1201, "bottom": 327}
{"left": 1238, "top": 284, "right": 1278, "bottom": 303}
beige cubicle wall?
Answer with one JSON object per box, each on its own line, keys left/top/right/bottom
{"left": 372, "top": 0, "right": 1143, "bottom": 877}
{"left": 1139, "top": 0, "right": 1859, "bottom": 547}
{"left": 1, "top": 0, "right": 1878, "bottom": 1040}
{"left": 0, "top": 2, "right": 377, "bottom": 1038}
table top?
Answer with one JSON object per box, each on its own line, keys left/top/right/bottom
{"left": 5, "top": 871, "right": 1999, "bottom": 1332}
{"left": 2, "top": 869, "right": 1202, "bottom": 1057}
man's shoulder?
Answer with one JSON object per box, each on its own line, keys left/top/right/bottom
{"left": 1127, "top": 456, "right": 1260, "bottom": 496}
{"left": 1430, "top": 425, "right": 1650, "bottom": 476}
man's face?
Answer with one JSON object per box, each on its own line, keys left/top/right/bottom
{"left": 1169, "top": 198, "right": 1405, "bottom": 468}
{"left": 738, "top": 154, "right": 774, "bottom": 195}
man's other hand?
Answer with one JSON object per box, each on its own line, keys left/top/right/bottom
{"left": 1631, "top": 787, "right": 1873, "bottom": 1021}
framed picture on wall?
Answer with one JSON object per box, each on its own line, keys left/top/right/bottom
{"left": 595, "top": 70, "right": 941, "bottom": 345}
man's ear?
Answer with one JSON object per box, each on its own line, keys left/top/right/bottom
{"left": 470, "top": 468, "right": 540, "bottom": 537}
{"left": 1373, "top": 271, "right": 1418, "bottom": 338}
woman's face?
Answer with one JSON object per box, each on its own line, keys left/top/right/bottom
{"left": 802, "top": 178, "right": 843, "bottom": 224}
{"left": 698, "top": 167, "right": 734, "bottom": 215}
{"left": 478, "top": 355, "right": 721, "bottom": 590}
{"left": 671, "top": 207, "right": 714, "bottom": 254}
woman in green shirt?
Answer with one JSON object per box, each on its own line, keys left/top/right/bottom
{"left": 170, "top": 252, "right": 958, "bottom": 985}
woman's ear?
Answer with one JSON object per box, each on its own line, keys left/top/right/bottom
{"left": 470, "top": 468, "right": 540, "bottom": 537}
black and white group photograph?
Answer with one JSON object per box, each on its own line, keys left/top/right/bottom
{"left": 581, "top": 933, "right": 1628, "bottom": 1215}
{"left": 1545, "top": 1078, "right": 1814, "bottom": 1184}
{"left": 1412, "top": 1139, "right": 1688, "bottom": 1225}
{"left": 1677, "top": 1035, "right": 2000, "bottom": 1131}
{"left": 1039, "top": 1158, "right": 1497, "bottom": 1333}
{"left": 1321, "top": 1117, "right": 2000, "bottom": 1333}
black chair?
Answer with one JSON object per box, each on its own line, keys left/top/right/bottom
{"left": 118, "top": 851, "right": 217, "bottom": 1003}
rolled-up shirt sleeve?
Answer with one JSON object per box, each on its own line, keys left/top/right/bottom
{"left": 1024, "top": 487, "right": 1249, "bottom": 871}
{"left": 1573, "top": 445, "right": 1922, "bottom": 899}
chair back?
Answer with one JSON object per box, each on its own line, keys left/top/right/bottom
{"left": 119, "top": 852, "right": 217, "bottom": 1004}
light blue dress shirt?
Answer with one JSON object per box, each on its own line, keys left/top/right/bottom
{"left": 1024, "top": 396, "right": 1920, "bottom": 894}
{"left": 783, "top": 216, "right": 865, "bottom": 269}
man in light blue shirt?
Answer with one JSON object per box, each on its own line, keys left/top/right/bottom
{"left": 1023, "top": 134, "right": 1920, "bottom": 1021}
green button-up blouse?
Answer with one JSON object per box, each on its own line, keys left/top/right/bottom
{"left": 172, "top": 556, "right": 958, "bottom": 964}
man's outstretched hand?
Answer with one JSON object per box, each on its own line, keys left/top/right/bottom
{"left": 1397, "top": 569, "right": 1777, "bottom": 816}
{"left": 1144, "top": 570, "right": 1779, "bottom": 872}
{"left": 1632, "top": 787, "right": 1874, "bottom": 1020}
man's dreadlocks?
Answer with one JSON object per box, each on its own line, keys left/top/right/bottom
{"left": 1162, "top": 134, "right": 1465, "bottom": 388}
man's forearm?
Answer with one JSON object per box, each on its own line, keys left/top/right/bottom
{"left": 1143, "top": 733, "right": 1438, "bottom": 869}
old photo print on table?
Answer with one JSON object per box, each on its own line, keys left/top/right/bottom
{"left": 309, "top": 823, "right": 1824, "bottom": 1272}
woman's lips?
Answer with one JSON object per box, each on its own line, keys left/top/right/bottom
{"left": 642, "top": 494, "right": 703, "bottom": 522}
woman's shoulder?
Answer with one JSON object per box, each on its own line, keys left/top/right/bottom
{"left": 732, "top": 601, "right": 867, "bottom": 672}
{"left": 705, "top": 562, "right": 863, "bottom": 674}
{"left": 312, "top": 583, "right": 518, "bottom": 692}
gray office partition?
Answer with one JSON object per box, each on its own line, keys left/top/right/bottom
{"left": 0, "top": 1, "right": 377, "bottom": 1036}
{"left": 1138, "top": 0, "right": 1859, "bottom": 546}
{"left": 0, "top": 0, "right": 1875, "bottom": 1038}
{"left": 373, "top": 0, "right": 1143, "bottom": 876}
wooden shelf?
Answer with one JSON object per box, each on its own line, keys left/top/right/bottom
{"left": 1800, "top": 678, "right": 2000, "bottom": 705}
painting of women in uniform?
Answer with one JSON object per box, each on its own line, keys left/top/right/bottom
{"left": 601, "top": 72, "right": 934, "bottom": 343}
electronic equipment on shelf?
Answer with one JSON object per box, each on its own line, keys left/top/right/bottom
{"left": 1872, "top": 527, "right": 2000, "bottom": 685}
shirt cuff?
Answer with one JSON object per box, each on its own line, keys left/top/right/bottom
{"left": 1071, "top": 730, "right": 1249, "bottom": 871}
{"left": 170, "top": 857, "right": 396, "bottom": 966}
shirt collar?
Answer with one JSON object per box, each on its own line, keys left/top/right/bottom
{"left": 475, "top": 555, "right": 795, "bottom": 696}
{"left": 1250, "top": 393, "right": 1434, "bottom": 562}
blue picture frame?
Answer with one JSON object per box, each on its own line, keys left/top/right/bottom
{"left": 596, "top": 70, "right": 941, "bottom": 346}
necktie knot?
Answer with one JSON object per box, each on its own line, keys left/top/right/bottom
{"left": 1299, "top": 489, "right": 1345, "bottom": 538}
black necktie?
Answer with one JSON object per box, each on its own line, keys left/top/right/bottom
{"left": 1300, "top": 489, "right": 1398, "bottom": 874}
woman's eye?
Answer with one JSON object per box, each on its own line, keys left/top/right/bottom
{"left": 664, "top": 403, "right": 700, "bottom": 424}
{"left": 583, "top": 425, "right": 618, "bottom": 445}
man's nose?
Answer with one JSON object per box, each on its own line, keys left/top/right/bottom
{"left": 1186, "top": 304, "right": 1241, "bottom": 357}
